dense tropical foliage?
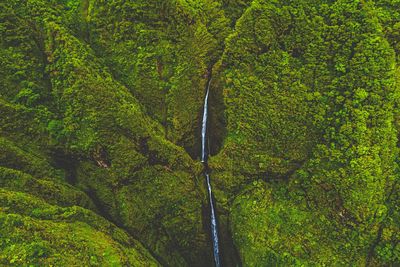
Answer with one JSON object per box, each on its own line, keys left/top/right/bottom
{"left": 0, "top": 0, "right": 399, "bottom": 266}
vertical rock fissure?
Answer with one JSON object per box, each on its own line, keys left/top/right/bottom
{"left": 201, "top": 75, "right": 221, "bottom": 267}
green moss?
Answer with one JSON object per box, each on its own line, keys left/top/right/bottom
{"left": 0, "top": 137, "right": 56, "bottom": 179}
{"left": 0, "top": 167, "right": 95, "bottom": 210}
{"left": 213, "top": 0, "right": 321, "bottom": 179}
{"left": 115, "top": 166, "right": 209, "bottom": 266}
{"left": 85, "top": 0, "right": 230, "bottom": 153}
{"left": 0, "top": 189, "right": 159, "bottom": 266}
{"left": 230, "top": 181, "right": 368, "bottom": 266}
{"left": 212, "top": 0, "right": 400, "bottom": 265}
{"left": 0, "top": 1, "right": 50, "bottom": 105}
{"left": 1, "top": 0, "right": 400, "bottom": 266}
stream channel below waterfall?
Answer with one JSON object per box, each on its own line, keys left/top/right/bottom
{"left": 201, "top": 77, "right": 221, "bottom": 267}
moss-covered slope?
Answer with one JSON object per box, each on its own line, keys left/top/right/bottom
{"left": 1, "top": 0, "right": 217, "bottom": 265}
{"left": 1, "top": 0, "right": 399, "bottom": 266}
{"left": 211, "top": 0, "right": 400, "bottom": 265}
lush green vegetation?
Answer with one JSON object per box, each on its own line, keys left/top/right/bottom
{"left": 0, "top": 0, "right": 399, "bottom": 266}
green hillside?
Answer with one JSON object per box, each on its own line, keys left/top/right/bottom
{"left": 0, "top": 0, "right": 398, "bottom": 266}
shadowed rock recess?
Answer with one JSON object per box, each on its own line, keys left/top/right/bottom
{"left": 0, "top": 0, "right": 399, "bottom": 266}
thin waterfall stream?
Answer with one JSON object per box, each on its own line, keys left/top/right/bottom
{"left": 201, "top": 77, "right": 221, "bottom": 267}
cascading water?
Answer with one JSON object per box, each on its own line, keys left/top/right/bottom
{"left": 201, "top": 79, "right": 210, "bottom": 163}
{"left": 206, "top": 172, "right": 221, "bottom": 267}
{"left": 201, "top": 77, "right": 221, "bottom": 267}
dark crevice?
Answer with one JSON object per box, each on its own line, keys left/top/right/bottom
{"left": 47, "top": 149, "right": 170, "bottom": 265}
{"left": 203, "top": 176, "right": 242, "bottom": 267}
{"left": 203, "top": 183, "right": 223, "bottom": 267}
{"left": 201, "top": 202, "right": 218, "bottom": 267}
{"left": 200, "top": 65, "right": 241, "bottom": 267}
{"left": 208, "top": 74, "right": 227, "bottom": 157}
{"left": 53, "top": 152, "right": 170, "bottom": 266}
{"left": 221, "top": 215, "right": 242, "bottom": 267}
{"left": 49, "top": 149, "right": 78, "bottom": 185}
{"left": 201, "top": 67, "right": 222, "bottom": 267}
{"left": 194, "top": 66, "right": 227, "bottom": 162}
{"left": 85, "top": 188, "right": 115, "bottom": 223}
{"left": 85, "top": 187, "right": 170, "bottom": 267}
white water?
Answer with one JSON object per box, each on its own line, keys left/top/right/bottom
{"left": 201, "top": 78, "right": 221, "bottom": 267}
{"left": 206, "top": 173, "right": 221, "bottom": 267}
{"left": 201, "top": 79, "right": 211, "bottom": 163}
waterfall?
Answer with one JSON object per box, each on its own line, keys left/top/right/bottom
{"left": 206, "top": 173, "right": 221, "bottom": 267}
{"left": 201, "top": 79, "right": 211, "bottom": 163}
{"left": 201, "top": 77, "right": 221, "bottom": 267}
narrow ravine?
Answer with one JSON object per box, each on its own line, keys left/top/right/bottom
{"left": 201, "top": 77, "right": 221, "bottom": 267}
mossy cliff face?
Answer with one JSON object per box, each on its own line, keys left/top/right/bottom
{"left": 210, "top": 0, "right": 400, "bottom": 265}
{"left": 0, "top": 188, "right": 159, "bottom": 266}
{"left": 0, "top": 98, "right": 159, "bottom": 265}
{"left": 84, "top": 0, "right": 230, "bottom": 157}
{"left": 0, "top": 0, "right": 216, "bottom": 265}
{"left": 1, "top": 0, "right": 400, "bottom": 266}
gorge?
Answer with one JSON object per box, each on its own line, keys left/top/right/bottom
{"left": 0, "top": 0, "right": 399, "bottom": 266}
{"left": 201, "top": 77, "right": 221, "bottom": 267}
